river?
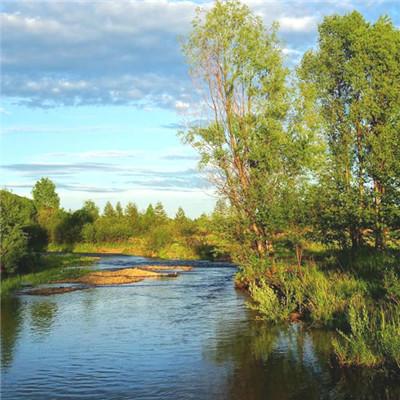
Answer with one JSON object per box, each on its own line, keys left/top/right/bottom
{"left": 1, "top": 255, "right": 399, "bottom": 399}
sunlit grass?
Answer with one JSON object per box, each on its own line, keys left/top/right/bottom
{"left": 0, "top": 254, "right": 98, "bottom": 297}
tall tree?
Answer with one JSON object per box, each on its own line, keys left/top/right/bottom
{"left": 175, "top": 207, "right": 187, "bottom": 223}
{"left": 82, "top": 200, "right": 100, "bottom": 221}
{"left": 182, "top": 0, "right": 317, "bottom": 260}
{"left": 115, "top": 202, "right": 124, "bottom": 218}
{"left": 103, "top": 202, "right": 116, "bottom": 218}
{"left": 125, "top": 202, "right": 139, "bottom": 228}
{"left": 300, "top": 12, "right": 400, "bottom": 249}
{"left": 0, "top": 190, "right": 47, "bottom": 274}
{"left": 32, "top": 178, "right": 60, "bottom": 211}
{"left": 154, "top": 202, "right": 167, "bottom": 223}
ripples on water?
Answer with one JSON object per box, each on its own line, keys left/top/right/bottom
{"left": 1, "top": 255, "right": 399, "bottom": 399}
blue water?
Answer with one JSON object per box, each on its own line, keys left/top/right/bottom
{"left": 1, "top": 255, "right": 399, "bottom": 399}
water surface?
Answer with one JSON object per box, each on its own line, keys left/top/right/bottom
{"left": 1, "top": 255, "right": 399, "bottom": 399}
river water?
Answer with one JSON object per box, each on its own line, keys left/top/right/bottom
{"left": 1, "top": 255, "right": 399, "bottom": 399}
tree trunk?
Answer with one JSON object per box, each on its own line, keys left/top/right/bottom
{"left": 374, "top": 180, "right": 385, "bottom": 250}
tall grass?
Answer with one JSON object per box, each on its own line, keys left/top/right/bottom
{"left": 247, "top": 261, "right": 366, "bottom": 327}
{"left": 333, "top": 302, "right": 400, "bottom": 369}
{"left": 48, "top": 240, "right": 202, "bottom": 260}
{"left": 244, "top": 247, "right": 400, "bottom": 371}
{"left": 249, "top": 278, "right": 296, "bottom": 322}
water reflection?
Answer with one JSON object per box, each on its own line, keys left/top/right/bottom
{"left": 1, "top": 298, "right": 23, "bottom": 369}
{"left": 206, "top": 312, "right": 400, "bottom": 400}
{"left": 1, "top": 257, "right": 400, "bottom": 400}
{"left": 29, "top": 301, "right": 58, "bottom": 337}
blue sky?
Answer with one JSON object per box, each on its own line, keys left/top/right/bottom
{"left": 1, "top": 0, "right": 399, "bottom": 217}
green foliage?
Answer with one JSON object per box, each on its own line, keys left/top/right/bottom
{"left": 247, "top": 260, "right": 366, "bottom": 328}
{"left": 82, "top": 200, "right": 99, "bottom": 221}
{"left": 0, "top": 190, "right": 47, "bottom": 274}
{"left": 32, "top": 177, "right": 60, "bottom": 210}
{"left": 300, "top": 12, "right": 400, "bottom": 249}
{"left": 145, "top": 224, "right": 174, "bottom": 254}
{"left": 0, "top": 254, "right": 97, "bottom": 297}
{"left": 0, "top": 225, "right": 28, "bottom": 275}
{"left": 333, "top": 302, "right": 400, "bottom": 369}
{"left": 249, "top": 278, "right": 296, "bottom": 322}
{"left": 182, "top": 0, "right": 322, "bottom": 264}
{"left": 103, "top": 201, "right": 116, "bottom": 218}
{"left": 383, "top": 270, "right": 400, "bottom": 305}
{"left": 54, "top": 208, "right": 94, "bottom": 246}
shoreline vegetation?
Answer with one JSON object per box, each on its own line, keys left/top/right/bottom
{"left": 0, "top": 253, "right": 99, "bottom": 297}
{"left": 1, "top": 0, "right": 399, "bottom": 379}
{"left": 46, "top": 242, "right": 221, "bottom": 260}
{"left": 1, "top": 251, "right": 194, "bottom": 297}
{"left": 178, "top": 0, "right": 400, "bottom": 374}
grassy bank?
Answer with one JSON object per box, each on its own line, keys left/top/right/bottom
{"left": 0, "top": 254, "right": 99, "bottom": 297}
{"left": 48, "top": 241, "right": 211, "bottom": 260}
{"left": 242, "top": 247, "right": 400, "bottom": 372}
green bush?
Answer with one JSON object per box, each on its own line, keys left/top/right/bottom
{"left": 247, "top": 261, "right": 366, "bottom": 327}
{"left": 249, "top": 279, "right": 295, "bottom": 322}
{"left": 333, "top": 301, "right": 400, "bottom": 369}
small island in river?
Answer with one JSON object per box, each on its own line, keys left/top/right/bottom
{"left": 20, "top": 265, "right": 193, "bottom": 295}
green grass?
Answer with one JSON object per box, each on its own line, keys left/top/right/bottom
{"left": 243, "top": 246, "right": 400, "bottom": 372}
{"left": 333, "top": 302, "right": 400, "bottom": 369}
{"left": 48, "top": 241, "right": 203, "bottom": 260}
{"left": 0, "top": 254, "right": 98, "bottom": 297}
{"left": 247, "top": 261, "right": 366, "bottom": 327}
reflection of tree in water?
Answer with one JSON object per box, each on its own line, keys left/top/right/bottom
{"left": 30, "top": 301, "right": 58, "bottom": 336}
{"left": 1, "top": 297, "right": 23, "bottom": 368}
{"left": 205, "top": 314, "right": 400, "bottom": 400}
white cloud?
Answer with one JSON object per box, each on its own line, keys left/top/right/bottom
{"left": 0, "top": 107, "right": 11, "bottom": 115}
{"left": 1, "top": 0, "right": 398, "bottom": 108}
{"left": 278, "top": 16, "right": 317, "bottom": 32}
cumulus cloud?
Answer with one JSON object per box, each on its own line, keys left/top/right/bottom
{"left": 278, "top": 16, "right": 316, "bottom": 32}
{"left": 1, "top": 0, "right": 398, "bottom": 109}
{"left": 1, "top": 0, "right": 196, "bottom": 108}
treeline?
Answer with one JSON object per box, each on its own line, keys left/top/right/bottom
{"left": 1, "top": 178, "right": 225, "bottom": 275}
{"left": 183, "top": 0, "right": 400, "bottom": 268}
{"left": 182, "top": 1, "right": 400, "bottom": 370}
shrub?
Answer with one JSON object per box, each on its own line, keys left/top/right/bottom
{"left": 248, "top": 278, "right": 297, "bottom": 322}
{"left": 333, "top": 301, "right": 400, "bottom": 369}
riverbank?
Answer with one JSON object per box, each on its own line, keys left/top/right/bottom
{"left": 2, "top": 254, "right": 399, "bottom": 399}
{"left": 56, "top": 267, "right": 181, "bottom": 286}
{"left": 241, "top": 248, "right": 400, "bottom": 372}
{"left": 1, "top": 252, "right": 195, "bottom": 297}
{"left": 0, "top": 254, "right": 99, "bottom": 297}
{"left": 47, "top": 242, "right": 203, "bottom": 260}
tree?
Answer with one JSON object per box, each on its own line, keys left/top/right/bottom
{"left": 115, "top": 202, "right": 124, "bottom": 218}
{"left": 141, "top": 204, "right": 156, "bottom": 232}
{"left": 182, "top": 0, "right": 317, "bottom": 262}
{"left": 54, "top": 208, "right": 95, "bottom": 246}
{"left": 300, "top": 12, "right": 400, "bottom": 249}
{"left": 82, "top": 200, "right": 99, "bottom": 221}
{"left": 103, "top": 202, "right": 116, "bottom": 218}
{"left": 175, "top": 207, "right": 187, "bottom": 223}
{"left": 125, "top": 202, "right": 139, "bottom": 223}
{"left": 0, "top": 190, "right": 47, "bottom": 274}
{"left": 125, "top": 202, "right": 140, "bottom": 235}
{"left": 154, "top": 202, "right": 167, "bottom": 223}
{"left": 32, "top": 178, "right": 60, "bottom": 210}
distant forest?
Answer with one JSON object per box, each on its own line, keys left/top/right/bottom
{"left": 1, "top": 178, "right": 228, "bottom": 274}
